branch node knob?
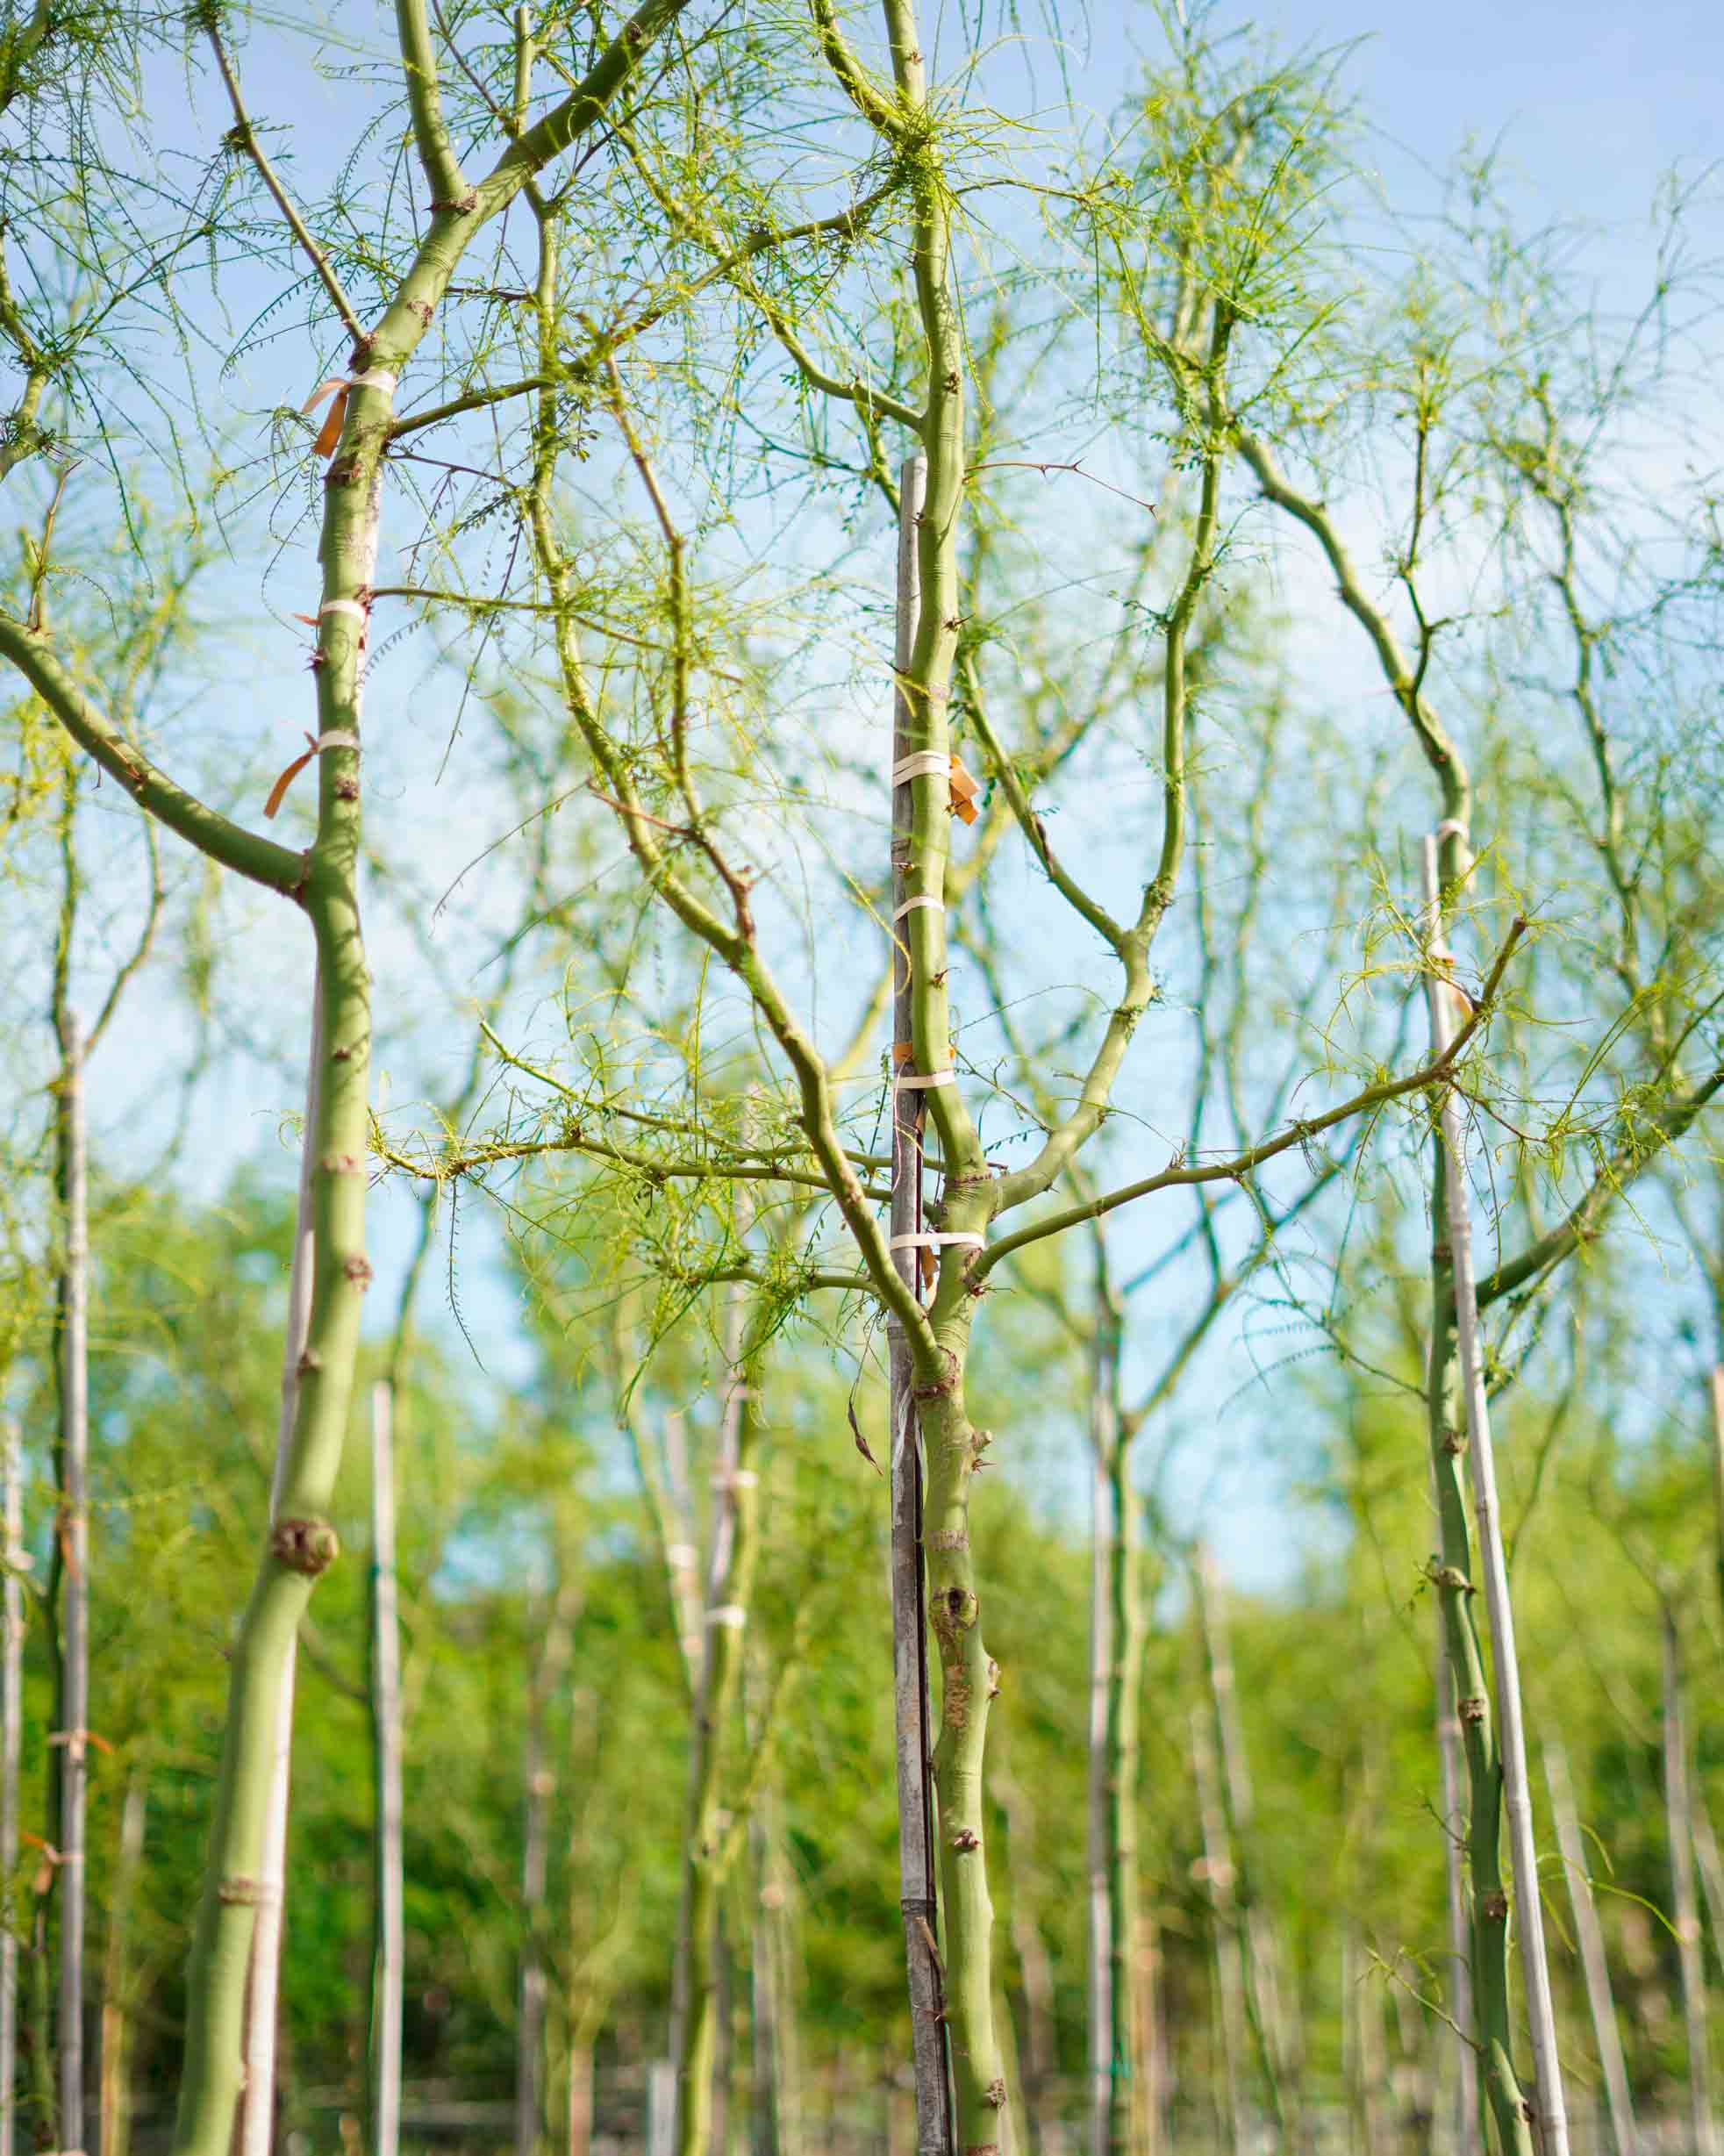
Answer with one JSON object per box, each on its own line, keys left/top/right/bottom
{"left": 272, "top": 1516, "right": 339, "bottom": 1576}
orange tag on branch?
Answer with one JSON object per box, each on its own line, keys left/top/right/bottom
{"left": 948, "top": 752, "right": 980, "bottom": 826}
{"left": 302, "top": 379, "right": 351, "bottom": 460}
{"left": 264, "top": 734, "right": 319, "bottom": 820}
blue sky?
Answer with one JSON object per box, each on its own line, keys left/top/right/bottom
{"left": 35, "top": 0, "right": 1724, "bottom": 1588}
{"left": 1098, "top": 0, "right": 1724, "bottom": 237}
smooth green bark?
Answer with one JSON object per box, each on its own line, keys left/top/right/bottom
{"left": 157, "top": 12, "right": 700, "bottom": 2153}
{"left": 1427, "top": 1243, "right": 1534, "bottom": 2156}
{"left": 1098, "top": 1307, "right": 1141, "bottom": 2156}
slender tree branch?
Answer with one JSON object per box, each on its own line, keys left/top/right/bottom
{"left": 1475, "top": 1064, "right": 1724, "bottom": 1310}
{"left": 0, "top": 617, "right": 304, "bottom": 898}
{"left": 976, "top": 918, "right": 1530, "bottom": 1278}
{"left": 1234, "top": 426, "right": 1469, "bottom": 827}
{"left": 204, "top": 18, "right": 368, "bottom": 350}
{"left": 395, "top": 0, "right": 468, "bottom": 205}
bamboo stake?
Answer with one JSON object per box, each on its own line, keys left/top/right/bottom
{"left": 710, "top": 1912, "right": 733, "bottom": 2156}
{"left": 516, "top": 1702, "right": 547, "bottom": 2156}
{"left": 1341, "top": 1930, "right": 1358, "bottom": 2155}
{"left": 1421, "top": 836, "right": 1570, "bottom": 2156}
{"left": 370, "top": 1383, "right": 404, "bottom": 2156}
{"left": 239, "top": 989, "right": 321, "bottom": 2156}
{"left": 672, "top": 1151, "right": 763, "bottom": 2156}
{"left": 1138, "top": 1910, "right": 1166, "bottom": 2156}
{"left": 996, "top": 1766, "right": 1056, "bottom": 2130}
{"left": 1542, "top": 1734, "right": 1637, "bottom": 2156}
{"left": 748, "top": 1801, "right": 778, "bottom": 2156}
{"left": 1191, "top": 1703, "right": 1249, "bottom": 2155}
{"left": 2, "top": 1422, "right": 20, "bottom": 2156}
{"left": 55, "top": 1008, "right": 88, "bottom": 2156}
{"left": 1435, "top": 1644, "right": 1479, "bottom": 2156}
{"left": 662, "top": 1414, "right": 704, "bottom": 1689}
{"left": 1096, "top": 1282, "right": 1143, "bottom": 2156}
{"left": 886, "top": 450, "right": 951, "bottom": 2156}
{"left": 565, "top": 2042, "right": 592, "bottom": 2156}
{"left": 1084, "top": 1438, "right": 1112, "bottom": 2156}
{"left": 1662, "top": 1603, "right": 1716, "bottom": 2156}
{"left": 1196, "top": 1544, "right": 1294, "bottom": 2144}
{"left": 98, "top": 1770, "right": 146, "bottom": 2156}
{"left": 649, "top": 2060, "right": 676, "bottom": 2156}
{"left": 519, "top": 1576, "right": 575, "bottom": 2156}
{"left": 1691, "top": 1795, "right": 1724, "bottom": 1981}
{"left": 1711, "top": 1368, "right": 1724, "bottom": 1635}
{"left": 1355, "top": 1930, "right": 1389, "bottom": 2155}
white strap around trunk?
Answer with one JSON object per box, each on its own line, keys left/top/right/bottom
{"left": 312, "top": 730, "right": 360, "bottom": 755}
{"left": 888, "top": 1232, "right": 984, "bottom": 1252}
{"left": 894, "top": 1069, "right": 955, "bottom": 1090}
{"left": 706, "top": 1604, "right": 747, "bottom": 1629}
{"left": 318, "top": 598, "right": 368, "bottom": 624}
{"left": 892, "top": 751, "right": 948, "bottom": 785}
{"left": 894, "top": 894, "right": 945, "bottom": 920}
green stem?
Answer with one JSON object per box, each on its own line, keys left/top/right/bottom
{"left": 919, "top": 1334, "right": 1005, "bottom": 2152}
{"left": 1100, "top": 1313, "right": 1141, "bottom": 2156}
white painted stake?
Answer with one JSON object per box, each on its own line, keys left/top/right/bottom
{"left": 1421, "top": 837, "right": 1570, "bottom": 2156}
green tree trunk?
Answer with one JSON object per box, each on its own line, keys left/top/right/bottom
{"left": 673, "top": 1357, "right": 762, "bottom": 2156}
{"left": 157, "top": 18, "right": 697, "bottom": 2150}
{"left": 1101, "top": 1322, "right": 1142, "bottom": 2156}
{"left": 369, "top": 1382, "right": 404, "bottom": 2156}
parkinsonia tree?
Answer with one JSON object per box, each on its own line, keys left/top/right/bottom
{"left": 402, "top": 5, "right": 1533, "bottom": 2143}
{"left": 0, "top": 2, "right": 714, "bottom": 2149}
{"left": 1161, "top": 29, "right": 1724, "bottom": 2150}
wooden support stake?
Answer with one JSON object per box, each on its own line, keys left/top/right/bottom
{"left": 887, "top": 452, "right": 951, "bottom": 2155}
{"left": 1543, "top": 1732, "right": 1638, "bottom": 2156}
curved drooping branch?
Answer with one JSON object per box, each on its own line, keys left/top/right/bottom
{"left": 974, "top": 914, "right": 1529, "bottom": 1279}
{"left": 0, "top": 619, "right": 306, "bottom": 899}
